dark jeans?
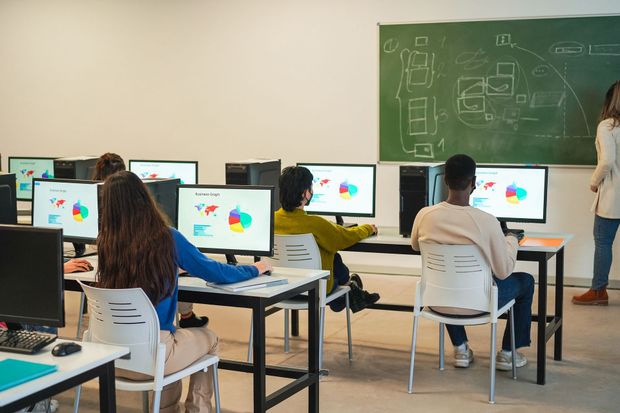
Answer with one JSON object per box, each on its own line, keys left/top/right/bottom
{"left": 445, "top": 272, "right": 534, "bottom": 351}
{"left": 328, "top": 253, "right": 350, "bottom": 311}
{"left": 592, "top": 214, "right": 620, "bottom": 290}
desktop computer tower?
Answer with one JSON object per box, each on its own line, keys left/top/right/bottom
{"left": 54, "top": 156, "right": 98, "bottom": 180}
{"left": 0, "top": 172, "right": 17, "bottom": 224}
{"left": 225, "top": 159, "right": 281, "bottom": 209}
{"left": 144, "top": 178, "right": 180, "bottom": 227}
{"left": 399, "top": 163, "right": 447, "bottom": 237}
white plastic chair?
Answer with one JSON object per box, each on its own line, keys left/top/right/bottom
{"left": 247, "top": 233, "right": 352, "bottom": 370}
{"left": 408, "top": 242, "right": 517, "bottom": 404}
{"left": 74, "top": 281, "right": 221, "bottom": 413}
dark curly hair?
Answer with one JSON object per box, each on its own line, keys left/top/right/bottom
{"left": 445, "top": 154, "right": 476, "bottom": 191}
{"left": 279, "top": 166, "right": 313, "bottom": 211}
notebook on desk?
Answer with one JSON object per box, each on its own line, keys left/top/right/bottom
{"left": 207, "top": 276, "right": 288, "bottom": 292}
{"left": 0, "top": 359, "right": 57, "bottom": 391}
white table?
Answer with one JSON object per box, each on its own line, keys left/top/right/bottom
{"left": 0, "top": 340, "right": 128, "bottom": 413}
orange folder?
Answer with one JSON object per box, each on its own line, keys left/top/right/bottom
{"left": 520, "top": 236, "right": 564, "bottom": 247}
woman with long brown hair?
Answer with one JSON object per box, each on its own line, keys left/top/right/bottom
{"left": 573, "top": 80, "right": 620, "bottom": 306}
{"left": 97, "top": 171, "right": 271, "bottom": 412}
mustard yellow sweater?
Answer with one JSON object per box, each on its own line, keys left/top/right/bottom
{"left": 274, "top": 208, "right": 374, "bottom": 292}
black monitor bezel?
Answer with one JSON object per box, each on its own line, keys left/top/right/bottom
{"left": 0, "top": 224, "right": 65, "bottom": 327}
{"left": 8, "top": 156, "right": 58, "bottom": 201}
{"left": 473, "top": 164, "right": 549, "bottom": 224}
{"left": 176, "top": 184, "right": 275, "bottom": 257}
{"left": 31, "top": 178, "right": 101, "bottom": 244}
{"left": 129, "top": 159, "right": 199, "bottom": 185}
{"left": 295, "top": 162, "right": 377, "bottom": 218}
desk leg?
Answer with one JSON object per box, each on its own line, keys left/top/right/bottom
{"left": 252, "top": 301, "right": 267, "bottom": 412}
{"left": 99, "top": 361, "right": 116, "bottom": 413}
{"left": 537, "top": 258, "right": 547, "bottom": 385}
{"left": 554, "top": 248, "right": 564, "bottom": 361}
{"left": 308, "top": 281, "right": 320, "bottom": 413}
{"left": 292, "top": 309, "right": 300, "bottom": 337}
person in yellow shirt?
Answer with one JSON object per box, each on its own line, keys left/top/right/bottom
{"left": 274, "top": 166, "right": 380, "bottom": 312}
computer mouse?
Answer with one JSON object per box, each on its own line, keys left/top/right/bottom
{"left": 75, "top": 263, "right": 94, "bottom": 272}
{"left": 52, "top": 342, "right": 82, "bottom": 357}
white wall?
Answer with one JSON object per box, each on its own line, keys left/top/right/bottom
{"left": 1, "top": 0, "right": 619, "bottom": 283}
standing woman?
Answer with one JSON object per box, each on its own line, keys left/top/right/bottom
{"left": 97, "top": 171, "right": 271, "bottom": 412}
{"left": 573, "top": 80, "right": 620, "bottom": 306}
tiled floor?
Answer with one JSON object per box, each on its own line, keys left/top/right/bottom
{"left": 54, "top": 274, "right": 619, "bottom": 413}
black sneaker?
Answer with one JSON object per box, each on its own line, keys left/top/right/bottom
{"left": 349, "top": 274, "right": 364, "bottom": 290}
{"left": 179, "top": 313, "right": 209, "bottom": 328}
{"left": 349, "top": 285, "right": 380, "bottom": 313}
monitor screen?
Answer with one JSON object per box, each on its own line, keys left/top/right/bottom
{"left": 470, "top": 165, "right": 548, "bottom": 223}
{"left": 177, "top": 185, "right": 274, "bottom": 256}
{"left": 0, "top": 225, "right": 64, "bottom": 327}
{"left": 296, "top": 163, "right": 376, "bottom": 217}
{"left": 32, "top": 179, "right": 100, "bottom": 243}
{"left": 129, "top": 160, "right": 198, "bottom": 185}
{"left": 9, "top": 157, "right": 56, "bottom": 200}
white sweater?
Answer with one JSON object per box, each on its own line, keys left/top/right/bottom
{"left": 591, "top": 118, "right": 620, "bottom": 219}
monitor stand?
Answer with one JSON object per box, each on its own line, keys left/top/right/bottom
{"left": 73, "top": 242, "right": 86, "bottom": 258}
{"left": 225, "top": 254, "right": 238, "bottom": 266}
{"left": 500, "top": 221, "right": 524, "bottom": 236}
{"left": 335, "top": 215, "right": 358, "bottom": 228}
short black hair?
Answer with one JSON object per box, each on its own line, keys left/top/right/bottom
{"left": 444, "top": 154, "right": 476, "bottom": 190}
{"left": 279, "top": 166, "right": 314, "bottom": 211}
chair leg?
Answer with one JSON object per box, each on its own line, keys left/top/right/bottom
{"left": 247, "top": 317, "right": 253, "bottom": 363}
{"left": 142, "top": 391, "right": 149, "bottom": 413}
{"left": 319, "top": 306, "right": 326, "bottom": 370}
{"left": 76, "top": 292, "right": 85, "bottom": 339}
{"left": 489, "top": 323, "right": 497, "bottom": 404}
{"left": 152, "top": 390, "right": 161, "bottom": 413}
{"left": 73, "top": 385, "right": 81, "bottom": 413}
{"left": 213, "top": 365, "right": 221, "bottom": 413}
{"left": 284, "top": 309, "right": 290, "bottom": 353}
{"left": 345, "top": 292, "right": 353, "bottom": 362}
{"left": 509, "top": 308, "right": 517, "bottom": 380}
{"left": 407, "top": 315, "right": 419, "bottom": 394}
{"left": 439, "top": 323, "right": 445, "bottom": 371}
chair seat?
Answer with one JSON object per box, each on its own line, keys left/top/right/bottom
{"left": 274, "top": 285, "right": 351, "bottom": 309}
{"left": 420, "top": 299, "right": 515, "bottom": 326}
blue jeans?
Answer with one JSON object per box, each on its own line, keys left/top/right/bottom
{"left": 592, "top": 215, "right": 620, "bottom": 290}
{"left": 445, "top": 272, "right": 534, "bottom": 351}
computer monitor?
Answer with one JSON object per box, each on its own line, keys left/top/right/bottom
{"left": 32, "top": 178, "right": 101, "bottom": 244}
{"left": 470, "top": 165, "right": 548, "bottom": 223}
{"left": 144, "top": 178, "right": 180, "bottom": 227}
{"left": 8, "top": 157, "right": 57, "bottom": 200}
{"left": 0, "top": 225, "right": 64, "bottom": 327}
{"left": 296, "top": 163, "right": 377, "bottom": 225}
{"left": 176, "top": 184, "right": 274, "bottom": 257}
{"left": 129, "top": 160, "right": 199, "bottom": 185}
{"left": 0, "top": 173, "right": 17, "bottom": 225}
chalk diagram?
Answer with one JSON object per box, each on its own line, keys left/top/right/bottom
{"left": 387, "top": 32, "right": 616, "bottom": 159}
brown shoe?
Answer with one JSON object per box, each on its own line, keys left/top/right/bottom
{"left": 572, "top": 288, "right": 608, "bottom": 306}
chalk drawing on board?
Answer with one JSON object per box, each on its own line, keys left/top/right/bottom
{"left": 589, "top": 44, "right": 620, "bottom": 56}
{"left": 408, "top": 97, "right": 438, "bottom": 136}
{"left": 415, "top": 36, "right": 429, "bottom": 47}
{"left": 516, "top": 94, "right": 527, "bottom": 104}
{"left": 532, "top": 65, "right": 550, "bottom": 77}
{"left": 457, "top": 96, "right": 485, "bottom": 114}
{"left": 406, "top": 51, "right": 436, "bottom": 89}
{"left": 413, "top": 143, "right": 434, "bottom": 158}
{"left": 486, "top": 75, "right": 515, "bottom": 96}
{"left": 383, "top": 38, "right": 400, "bottom": 53}
{"left": 501, "top": 107, "right": 521, "bottom": 131}
{"left": 549, "top": 41, "right": 585, "bottom": 56}
{"left": 496, "top": 34, "right": 511, "bottom": 46}
{"left": 455, "top": 49, "right": 488, "bottom": 70}
{"left": 458, "top": 77, "right": 485, "bottom": 96}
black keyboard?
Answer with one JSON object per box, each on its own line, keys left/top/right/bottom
{"left": 0, "top": 330, "right": 57, "bottom": 355}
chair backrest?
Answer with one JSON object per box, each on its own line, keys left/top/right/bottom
{"left": 78, "top": 281, "right": 161, "bottom": 376}
{"left": 266, "top": 233, "right": 322, "bottom": 269}
{"left": 418, "top": 242, "right": 494, "bottom": 313}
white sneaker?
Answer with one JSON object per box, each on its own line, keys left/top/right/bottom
{"left": 17, "top": 398, "right": 59, "bottom": 412}
{"left": 454, "top": 343, "right": 474, "bottom": 368}
{"left": 496, "top": 350, "right": 527, "bottom": 371}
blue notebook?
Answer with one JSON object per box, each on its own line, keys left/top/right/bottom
{"left": 0, "top": 359, "right": 58, "bottom": 391}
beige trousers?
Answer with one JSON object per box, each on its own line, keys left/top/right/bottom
{"left": 119, "top": 326, "right": 219, "bottom": 413}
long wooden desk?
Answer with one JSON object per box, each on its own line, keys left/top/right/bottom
{"left": 66, "top": 266, "right": 328, "bottom": 413}
{"left": 0, "top": 340, "right": 128, "bottom": 413}
{"left": 342, "top": 227, "right": 571, "bottom": 386}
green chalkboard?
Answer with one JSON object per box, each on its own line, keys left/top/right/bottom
{"left": 379, "top": 15, "right": 620, "bottom": 165}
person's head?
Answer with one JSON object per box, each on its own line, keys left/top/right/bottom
{"left": 444, "top": 154, "right": 476, "bottom": 192}
{"left": 92, "top": 152, "right": 126, "bottom": 181}
{"left": 600, "top": 80, "right": 620, "bottom": 127}
{"left": 279, "top": 166, "right": 314, "bottom": 212}
{"left": 96, "top": 170, "right": 175, "bottom": 305}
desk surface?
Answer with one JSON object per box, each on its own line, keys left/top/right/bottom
{"left": 0, "top": 340, "right": 128, "bottom": 407}
{"left": 358, "top": 226, "right": 573, "bottom": 253}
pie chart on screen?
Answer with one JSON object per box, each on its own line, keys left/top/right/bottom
{"left": 72, "top": 201, "right": 89, "bottom": 222}
{"left": 505, "top": 183, "right": 527, "bottom": 204}
{"left": 339, "top": 181, "right": 358, "bottom": 200}
{"left": 229, "top": 206, "right": 252, "bottom": 233}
